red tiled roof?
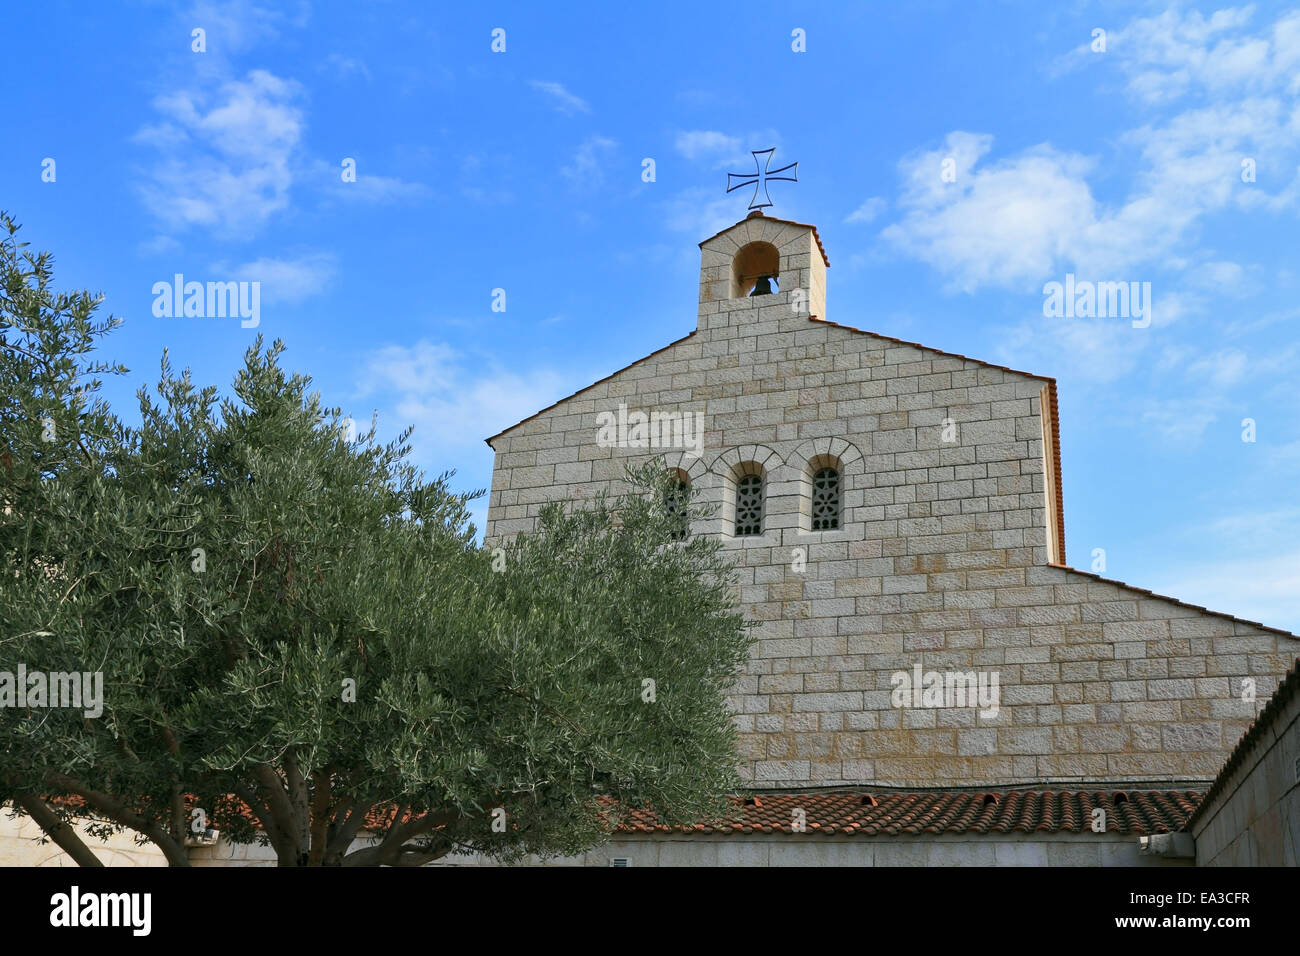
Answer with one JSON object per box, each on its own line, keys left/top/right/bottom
{"left": 1186, "top": 657, "right": 1300, "bottom": 830}
{"left": 610, "top": 789, "right": 1202, "bottom": 837}
{"left": 47, "top": 788, "right": 1199, "bottom": 838}
{"left": 44, "top": 794, "right": 427, "bottom": 835}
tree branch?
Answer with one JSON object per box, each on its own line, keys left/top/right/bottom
{"left": 284, "top": 749, "right": 311, "bottom": 857}
{"left": 231, "top": 782, "right": 294, "bottom": 863}
{"left": 324, "top": 800, "right": 370, "bottom": 865}
{"left": 250, "top": 762, "right": 303, "bottom": 866}
{"left": 341, "top": 809, "right": 458, "bottom": 867}
{"left": 390, "top": 844, "right": 455, "bottom": 866}
{"left": 42, "top": 771, "right": 190, "bottom": 866}
{"left": 11, "top": 792, "right": 104, "bottom": 868}
{"left": 307, "top": 768, "right": 332, "bottom": 867}
{"left": 160, "top": 725, "right": 186, "bottom": 847}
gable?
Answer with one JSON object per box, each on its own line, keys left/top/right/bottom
{"left": 481, "top": 214, "right": 1299, "bottom": 794}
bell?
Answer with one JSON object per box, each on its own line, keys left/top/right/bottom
{"left": 750, "top": 275, "right": 775, "bottom": 296}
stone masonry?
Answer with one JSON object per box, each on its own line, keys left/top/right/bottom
{"left": 484, "top": 212, "right": 1300, "bottom": 790}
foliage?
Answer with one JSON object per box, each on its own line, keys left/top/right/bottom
{"left": 1, "top": 213, "right": 751, "bottom": 865}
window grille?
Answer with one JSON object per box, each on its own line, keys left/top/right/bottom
{"left": 735, "top": 473, "right": 763, "bottom": 536}
{"left": 811, "top": 467, "right": 840, "bottom": 530}
{"left": 664, "top": 478, "right": 690, "bottom": 540}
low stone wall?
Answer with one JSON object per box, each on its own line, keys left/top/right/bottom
{"left": 0, "top": 808, "right": 167, "bottom": 867}
{"left": 1190, "top": 666, "right": 1300, "bottom": 866}
{"left": 1, "top": 812, "right": 1188, "bottom": 867}
{"left": 430, "top": 832, "right": 1192, "bottom": 867}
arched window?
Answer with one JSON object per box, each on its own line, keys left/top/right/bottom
{"left": 811, "top": 466, "right": 841, "bottom": 530}
{"left": 731, "top": 241, "right": 780, "bottom": 298}
{"left": 734, "top": 473, "right": 764, "bottom": 536}
{"left": 663, "top": 471, "right": 690, "bottom": 541}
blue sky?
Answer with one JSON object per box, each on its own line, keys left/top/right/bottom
{"left": 6, "top": 1, "right": 1299, "bottom": 631}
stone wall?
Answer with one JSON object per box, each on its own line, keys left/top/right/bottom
{"left": 484, "top": 217, "right": 1300, "bottom": 791}
{"left": 423, "top": 832, "right": 1191, "bottom": 867}
{"left": 0, "top": 807, "right": 168, "bottom": 866}
{"left": 0, "top": 811, "right": 1190, "bottom": 867}
{"left": 0, "top": 809, "right": 385, "bottom": 867}
{"left": 1191, "top": 666, "right": 1300, "bottom": 866}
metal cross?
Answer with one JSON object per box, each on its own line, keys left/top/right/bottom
{"left": 727, "top": 148, "right": 798, "bottom": 211}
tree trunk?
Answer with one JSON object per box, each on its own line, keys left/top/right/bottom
{"left": 11, "top": 793, "right": 105, "bottom": 867}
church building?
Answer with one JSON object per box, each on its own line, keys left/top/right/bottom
{"left": 482, "top": 209, "right": 1300, "bottom": 866}
{"left": 3, "top": 210, "right": 1295, "bottom": 868}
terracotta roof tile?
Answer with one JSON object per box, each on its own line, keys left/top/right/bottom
{"left": 43, "top": 788, "right": 1203, "bottom": 846}
{"left": 609, "top": 789, "right": 1202, "bottom": 837}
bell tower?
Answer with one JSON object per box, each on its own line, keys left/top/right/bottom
{"left": 696, "top": 210, "right": 828, "bottom": 332}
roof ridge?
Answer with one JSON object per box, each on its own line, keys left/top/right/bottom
{"left": 484, "top": 330, "right": 696, "bottom": 446}
{"left": 698, "top": 215, "right": 830, "bottom": 267}
{"left": 1049, "top": 564, "right": 1299, "bottom": 638}
{"left": 483, "top": 314, "right": 1061, "bottom": 446}
{"left": 809, "top": 316, "right": 1053, "bottom": 383}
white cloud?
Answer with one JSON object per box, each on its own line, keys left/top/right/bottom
{"left": 884, "top": 9, "right": 1300, "bottom": 295}
{"left": 1187, "top": 260, "right": 1247, "bottom": 291}
{"left": 1187, "top": 348, "right": 1248, "bottom": 388}
{"left": 1140, "top": 396, "right": 1222, "bottom": 444}
{"left": 1255, "top": 342, "right": 1300, "bottom": 376}
{"left": 845, "top": 197, "right": 887, "bottom": 224}
{"left": 1150, "top": 503, "right": 1300, "bottom": 632}
{"left": 561, "top": 135, "right": 617, "bottom": 187}
{"left": 1269, "top": 439, "right": 1300, "bottom": 468}
{"left": 1222, "top": 305, "right": 1300, "bottom": 337}
{"left": 1204, "top": 507, "right": 1300, "bottom": 543}
{"left": 216, "top": 253, "right": 336, "bottom": 304}
{"left": 461, "top": 184, "right": 514, "bottom": 204}
{"left": 1151, "top": 544, "right": 1300, "bottom": 634}
{"left": 357, "top": 340, "right": 574, "bottom": 451}
{"left": 530, "top": 80, "right": 590, "bottom": 115}
{"left": 338, "top": 173, "right": 430, "bottom": 203}
{"left": 138, "top": 234, "right": 181, "bottom": 256}
{"left": 1093, "top": 6, "right": 1298, "bottom": 104}
{"left": 310, "top": 158, "right": 430, "bottom": 203}
{"left": 136, "top": 69, "right": 304, "bottom": 236}
{"left": 675, "top": 130, "right": 741, "bottom": 160}
{"left": 187, "top": 0, "right": 295, "bottom": 57}
{"left": 881, "top": 133, "right": 1104, "bottom": 293}
{"left": 354, "top": 341, "right": 586, "bottom": 537}
{"left": 661, "top": 186, "right": 745, "bottom": 238}
{"left": 322, "top": 54, "right": 371, "bottom": 82}
{"left": 998, "top": 313, "right": 1148, "bottom": 384}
